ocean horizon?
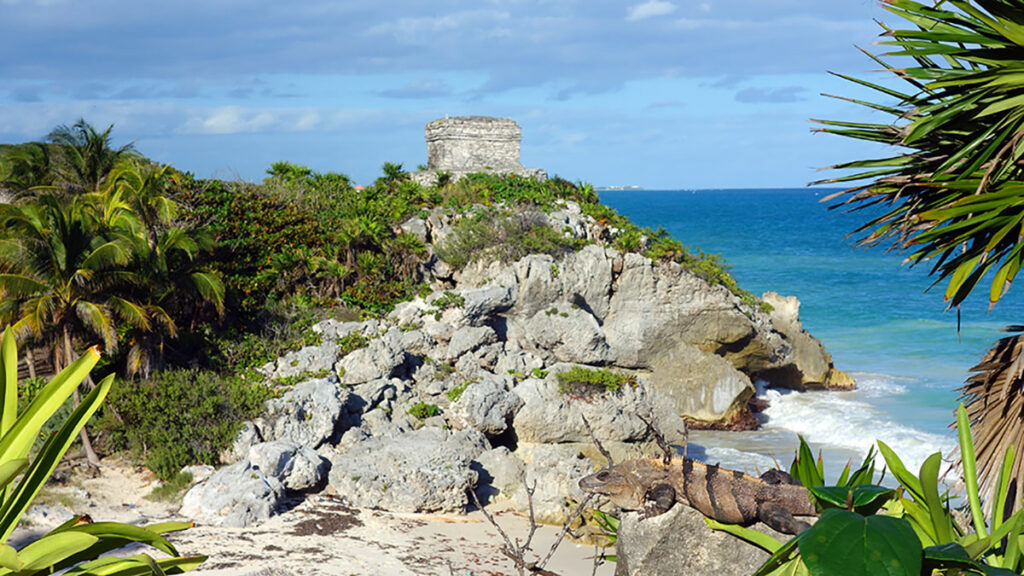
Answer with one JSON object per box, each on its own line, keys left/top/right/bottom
{"left": 599, "top": 188, "right": 1024, "bottom": 478}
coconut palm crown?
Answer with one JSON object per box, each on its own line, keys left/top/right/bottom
{"left": 816, "top": 0, "right": 1024, "bottom": 511}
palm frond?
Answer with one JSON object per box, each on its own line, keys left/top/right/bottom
{"left": 73, "top": 301, "right": 115, "bottom": 351}
{"left": 960, "top": 328, "right": 1024, "bottom": 513}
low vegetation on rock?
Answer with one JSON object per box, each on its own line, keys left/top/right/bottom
{"left": 556, "top": 366, "right": 635, "bottom": 396}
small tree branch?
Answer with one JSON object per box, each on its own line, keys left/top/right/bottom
{"left": 638, "top": 410, "right": 675, "bottom": 465}
{"left": 580, "top": 414, "right": 614, "bottom": 468}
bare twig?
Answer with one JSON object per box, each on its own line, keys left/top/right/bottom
{"left": 580, "top": 414, "right": 614, "bottom": 468}
{"left": 469, "top": 481, "right": 563, "bottom": 576}
{"left": 638, "top": 409, "right": 675, "bottom": 465}
{"left": 538, "top": 493, "right": 594, "bottom": 568}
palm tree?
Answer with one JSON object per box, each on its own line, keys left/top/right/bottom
{"left": 815, "top": 0, "right": 1024, "bottom": 509}
{"left": 0, "top": 193, "right": 148, "bottom": 464}
{"left": 0, "top": 143, "right": 55, "bottom": 201}
{"left": 98, "top": 161, "right": 225, "bottom": 376}
{"left": 47, "top": 119, "right": 138, "bottom": 196}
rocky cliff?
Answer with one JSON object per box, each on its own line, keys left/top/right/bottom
{"left": 181, "top": 198, "right": 852, "bottom": 527}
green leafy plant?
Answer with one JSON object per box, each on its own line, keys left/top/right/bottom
{"left": 430, "top": 291, "right": 465, "bottom": 310}
{"left": 0, "top": 327, "right": 205, "bottom": 574}
{"left": 556, "top": 366, "right": 635, "bottom": 396}
{"left": 710, "top": 406, "right": 1024, "bottom": 576}
{"left": 146, "top": 471, "right": 194, "bottom": 503}
{"left": 435, "top": 208, "right": 585, "bottom": 270}
{"left": 407, "top": 402, "right": 441, "bottom": 421}
{"left": 590, "top": 508, "right": 619, "bottom": 563}
{"left": 446, "top": 381, "right": 470, "bottom": 403}
{"left": 100, "top": 369, "right": 274, "bottom": 481}
{"left": 337, "top": 332, "right": 369, "bottom": 356}
{"left": 814, "top": 0, "right": 1024, "bottom": 522}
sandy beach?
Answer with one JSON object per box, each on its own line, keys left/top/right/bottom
{"left": 15, "top": 458, "right": 613, "bottom": 576}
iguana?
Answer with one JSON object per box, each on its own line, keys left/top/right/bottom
{"left": 578, "top": 457, "right": 817, "bottom": 534}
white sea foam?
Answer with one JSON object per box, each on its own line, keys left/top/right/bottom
{"left": 848, "top": 373, "right": 910, "bottom": 398}
{"left": 699, "top": 446, "right": 779, "bottom": 475}
{"left": 758, "top": 381, "right": 955, "bottom": 474}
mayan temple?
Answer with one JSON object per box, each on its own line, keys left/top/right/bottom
{"left": 410, "top": 116, "right": 547, "bottom": 185}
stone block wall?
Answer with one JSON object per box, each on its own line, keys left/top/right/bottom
{"left": 411, "top": 116, "right": 547, "bottom": 186}
{"left": 426, "top": 116, "right": 522, "bottom": 172}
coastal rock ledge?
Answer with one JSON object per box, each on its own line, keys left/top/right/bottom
{"left": 183, "top": 200, "right": 852, "bottom": 527}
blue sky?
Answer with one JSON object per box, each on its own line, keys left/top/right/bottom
{"left": 0, "top": 0, "right": 896, "bottom": 188}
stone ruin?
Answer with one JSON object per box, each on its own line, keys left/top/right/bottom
{"left": 410, "top": 116, "right": 547, "bottom": 186}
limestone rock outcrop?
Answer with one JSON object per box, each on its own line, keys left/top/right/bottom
{"left": 182, "top": 198, "right": 852, "bottom": 527}
{"left": 613, "top": 505, "right": 781, "bottom": 576}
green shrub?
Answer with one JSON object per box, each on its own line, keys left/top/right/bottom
{"left": 431, "top": 290, "right": 465, "bottom": 310}
{"left": 337, "top": 332, "right": 369, "bottom": 355}
{"left": 530, "top": 368, "right": 549, "bottom": 379}
{"left": 408, "top": 402, "right": 441, "bottom": 420}
{"left": 446, "top": 380, "right": 471, "bottom": 402}
{"left": 101, "top": 369, "right": 276, "bottom": 481}
{"left": 439, "top": 174, "right": 596, "bottom": 210}
{"left": 436, "top": 208, "right": 585, "bottom": 269}
{"left": 556, "top": 366, "right": 635, "bottom": 395}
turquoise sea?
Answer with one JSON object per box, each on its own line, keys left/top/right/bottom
{"left": 600, "top": 188, "right": 1024, "bottom": 478}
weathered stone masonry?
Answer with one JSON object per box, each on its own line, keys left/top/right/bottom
{"left": 411, "top": 116, "right": 547, "bottom": 185}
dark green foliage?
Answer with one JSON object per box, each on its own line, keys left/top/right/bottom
{"left": 100, "top": 369, "right": 275, "bottom": 481}
{"left": 440, "top": 173, "right": 597, "bottom": 210}
{"left": 556, "top": 366, "right": 634, "bottom": 395}
{"left": 430, "top": 291, "right": 465, "bottom": 310}
{"left": 337, "top": 332, "right": 369, "bottom": 356}
{"left": 173, "top": 163, "right": 435, "bottom": 321}
{"left": 435, "top": 208, "right": 585, "bottom": 269}
{"left": 407, "top": 402, "right": 440, "bottom": 420}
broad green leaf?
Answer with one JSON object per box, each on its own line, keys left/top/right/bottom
{"left": 55, "top": 521, "right": 180, "bottom": 557}
{"left": 144, "top": 521, "right": 196, "bottom": 535}
{"left": 877, "top": 441, "right": 925, "bottom": 501}
{"left": 63, "top": 555, "right": 207, "bottom": 576}
{"left": 0, "top": 374, "right": 113, "bottom": 541}
{"left": 0, "top": 346, "right": 100, "bottom": 464}
{"left": 798, "top": 510, "right": 922, "bottom": 576}
{"left": 0, "top": 459, "right": 28, "bottom": 493}
{"left": 806, "top": 485, "right": 894, "bottom": 514}
{"left": 922, "top": 542, "right": 980, "bottom": 571}
{"left": 984, "top": 567, "right": 1023, "bottom": 576}
{"left": 0, "top": 329, "right": 17, "bottom": 441}
{"left": 0, "top": 544, "right": 17, "bottom": 571}
{"left": 17, "top": 531, "right": 98, "bottom": 570}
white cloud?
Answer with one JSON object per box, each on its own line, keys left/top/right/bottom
{"left": 627, "top": 0, "right": 677, "bottom": 21}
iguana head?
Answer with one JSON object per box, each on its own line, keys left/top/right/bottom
{"left": 578, "top": 466, "right": 646, "bottom": 510}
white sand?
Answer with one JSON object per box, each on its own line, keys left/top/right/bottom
{"left": 17, "top": 459, "right": 614, "bottom": 576}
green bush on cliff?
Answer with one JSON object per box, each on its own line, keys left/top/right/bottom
{"left": 440, "top": 173, "right": 597, "bottom": 209}
{"left": 435, "top": 207, "right": 584, "bottom": 269}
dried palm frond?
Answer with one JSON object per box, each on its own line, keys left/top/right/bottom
{"left": 959, "top": 326, "right": 1024, "bottom": 512}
